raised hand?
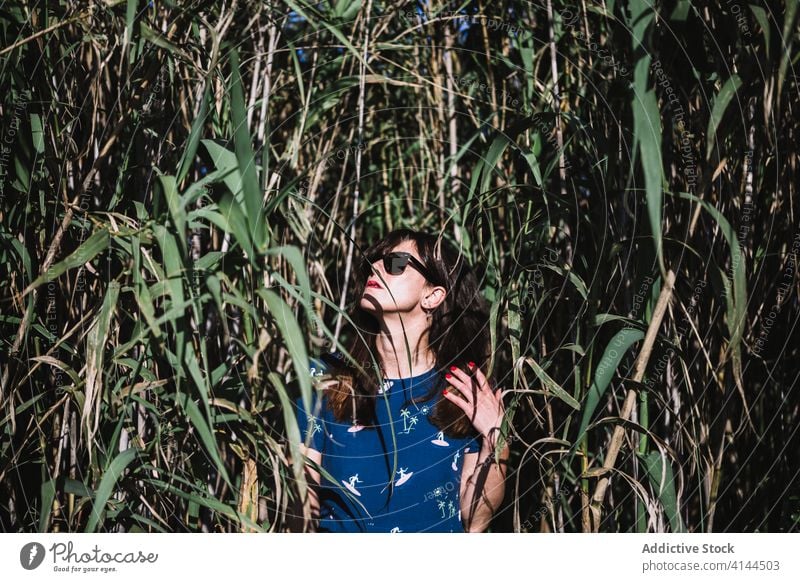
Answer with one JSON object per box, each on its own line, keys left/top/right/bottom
{"left": 442, "top": 362, "right": 505, "bottom": 447}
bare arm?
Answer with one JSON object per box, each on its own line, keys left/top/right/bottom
{"left": 288, "top": 444, "right": 322, "bottom": 532}
{"left": 301, "top": 444, "right": 322, "bottom": 510}
{"left": 443, "top": 364, "right": 510, "bottom": 533}
{"left": 459, "top": 433, "right": 510, "bottom": 532}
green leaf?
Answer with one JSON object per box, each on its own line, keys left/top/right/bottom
{"left": 264, "top": 245, "right": 312, "bottom": 313}
{"left": 633, "top": 86, "right": 664, "bottom": 272}
{"left": 83, "top": 281, "right": 121, "bottom": 451}
{"left": 508, "top": 289, "right": 521, "bottom": 391}
{"left": 24, "top": 229, "right": 110, "bottom": 296}
{"left": 175, "top": 391, "right": 233, "bottom": 489}
{"left": 705, "top": 75, "right": 743, "bottom": 160}
{"left": 575, "top": 328, "right": 646, "bottom": 446}
{"left": 777, "top": 0, "right": 798, "bottom": 102}
{"left": 140, "top": 21, "right": 192, "bottom": 61}
{"left": 639, "top": 450, "right": 686, "bottom": 532}
{"left": 626, "top": 0, "right": 662, "bottom": 273}
{"left": 64, "top": 478, "right": 94, "bottom": 498}
{"left": 334, "top": 0, "right": 361, "bottom": 20}
{"left": 228, "top": 47, "right": 268, "bottom": 251}
{"left": 30, "top": 355, "right": 81, "bottom": 388}
{"left": 177, "top": 83, "right": 210, "bottom": 184}
{"left": 145, "top": 476, "right": 266, "bottom": 532}
{"left": 39, "top": 479, "right": 56, "bottom": 532}
{"left": 85, "top": 448, "right": 139, "bottom": 533}
{"left": 153, "top": 224, "right": 187, "bottom": 393}
{"left": 463, "top": 117, "right": 537, "bottom": 230}
{"left": 749, "top": 5, "right": 770, "bottom": 54}
{"left": 258, "top": 288, "right": 311, "bottom": 411}
{"left": 525, "top": 358, "right": 581, "bottom": 410}
{"left": 184, "top": 348, "right": 211, "bottom": 412}
{"left": 30, "top": 113, "right": 44, "bottom": 153}
{"left": 152, "top": 224, "right": 185, "bottom": 308}
{"left": 201, "top": 139, "right": 245, "bottom": 204}
{"left": 14, "top": 153, "right": 30, "bottom": 191}
{"left": 677, "top": 192, "right": 746, "bottom": 397}
{"left": 282, "top": 0, "right": 372, "bottom": 74}
{"left": 487, "top": 293, "right": 501, "bottom": 378}
{"left": 217, "top": 193, "right": 256, "bottom": 262}
{"left": 272, "top": 371, "right": 308, "bottom": 502}
{"left": 669, "top": 0, "right": 691, "bottom": 21}
{"left": 195, "top": 251, "right": 223, "bottom": 271}
{"left": 158, "top": 174, "right": 188, "bottom": 258}
{"left": 133, "top": 277, "right": 162, "bottom": 339}
{"left": 628, "top": 0, "right": 655, "bottom": 51}
{"left": 542, "top": 263, "right": 589, "bottom": 300}
{"left": 124, "top": 0, "right": 138, "bottom": 63}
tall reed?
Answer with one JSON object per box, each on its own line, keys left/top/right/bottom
{"left": 0, "top": 0, "right": 797, "bottom": 533}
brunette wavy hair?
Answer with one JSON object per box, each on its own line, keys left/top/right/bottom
{"left": 320, "top": 228, "right": 490, "bottom": 440}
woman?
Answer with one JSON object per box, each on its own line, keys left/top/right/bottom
{"left": 292, "top": 228, "right": 509, "bottom": 532}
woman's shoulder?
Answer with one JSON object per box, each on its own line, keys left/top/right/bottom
{"left": 309, "top": 350, "right": 347, "bottom": 378}
{"left": 308, "top": 351, "right": 354, "bottom": 401}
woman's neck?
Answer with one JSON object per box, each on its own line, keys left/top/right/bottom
{"left": 374, "top": 315, "right": 436, "bottom": 379}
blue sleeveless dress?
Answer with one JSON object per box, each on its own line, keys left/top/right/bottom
{"left": 293, "top": 359, "right": 481, "bottom": 532}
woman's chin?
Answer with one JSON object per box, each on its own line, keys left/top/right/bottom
{"left": 359, "top": 297, "right": 380, "bottom": 311}
{"left": 360, "top": 296, "right": 397, "bottom": 315}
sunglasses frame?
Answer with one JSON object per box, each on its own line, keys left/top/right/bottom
{"left": 362, "top": 251, "right": 438, "bottom": 283}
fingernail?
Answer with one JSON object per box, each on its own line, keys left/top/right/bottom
{"left": 449, "top": 366, "right": 457, "bottom": 372}
{"left": 445, "top": 373, "right": 452, "bottom": 379}
{"left": 443, "top": 389, "right": 448, "bottom": 395}
{"left": 468, "top": 361, "right": 475, "bottom": 369}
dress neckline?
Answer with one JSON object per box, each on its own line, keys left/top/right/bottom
{"left": 382, "top": 365, "right": 439, "bottom": 382}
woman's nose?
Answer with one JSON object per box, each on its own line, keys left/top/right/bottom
{"left": 371, "top": 261, "right": 385, "bottom": 276}
{"left": 364, "top": 262, "right": 381, "bottom": 279}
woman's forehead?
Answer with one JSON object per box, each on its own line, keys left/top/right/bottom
{"left": 390, "top": 240, "right": 419, "bottom": 255}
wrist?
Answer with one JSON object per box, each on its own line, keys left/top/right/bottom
{"left": 481, "top": 427, "right": 509, "bottom": 454}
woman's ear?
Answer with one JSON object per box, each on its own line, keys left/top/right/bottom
{"left": 422, "top": 285, "right": 447, "bottom": 311}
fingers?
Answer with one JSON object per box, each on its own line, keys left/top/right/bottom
{"left": 441, "top": 386, "right": 468, "bottom": 412}
{"left": 443, "top": 363, "right": 507, "bottom": 435}
{"left": 469, "top": 363, "right": 502, "bottom": 402}
{"left": 445, "top": 365, "right": 477, "bottom": 402}
{"left": 445, "top": 362, "right": 495, "bottom": 402}
{"left": 470, "top": 362, "right": 490, "bottom": 391}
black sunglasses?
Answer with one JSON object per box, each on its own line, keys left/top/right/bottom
{"left": 361, "top": 251, "right": 437, "bottom": 282}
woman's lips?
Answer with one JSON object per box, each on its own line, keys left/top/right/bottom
{"left": 366, "top": 280, "right": 382, "bottom": 289}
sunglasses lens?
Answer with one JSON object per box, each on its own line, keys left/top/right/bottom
{"left": 361, "top": 252, "right": 432, "bottom": 279}
{"left": 385, "top": 253, "right": 410, "bottom": 275}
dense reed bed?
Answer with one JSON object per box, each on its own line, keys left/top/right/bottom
{"left": 0, "top": 0, "right": 797, "bottom": 532}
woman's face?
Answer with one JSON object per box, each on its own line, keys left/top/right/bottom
{"left": 359, "top": 240, "right": 441, "bottom": 317}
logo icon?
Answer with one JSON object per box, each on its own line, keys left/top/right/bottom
{"left": 20, "top": 542, "right": 46, "bottom": 570}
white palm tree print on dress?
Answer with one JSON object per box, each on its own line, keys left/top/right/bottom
{"left": 399, "top": 407, "right": 425, "bottom": 434}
